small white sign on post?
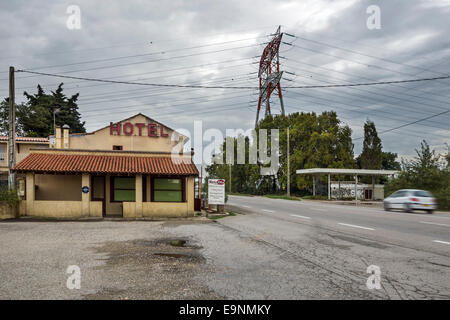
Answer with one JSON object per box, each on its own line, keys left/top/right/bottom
{"left": 208, "top": 179, "right": 225, "bottom": 205}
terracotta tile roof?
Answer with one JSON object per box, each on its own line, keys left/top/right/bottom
{"left": 13, "top": 153, "right": 199, "bottom": 175}
{"left": 0, "top": 136, "right": 49, "bottom": 143}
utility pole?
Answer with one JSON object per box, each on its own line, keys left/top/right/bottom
{"left": 8, "top": 66, "right": 16, "bottom": 190}
{"left": 229, "top": 164, "right": 232, "bottom": 194}
{"left": 286, "top": 127, "right": 290, "bottom": 197}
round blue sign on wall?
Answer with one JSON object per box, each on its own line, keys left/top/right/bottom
{"left": 82, "top": 186, "right": 89, "bottom": 194}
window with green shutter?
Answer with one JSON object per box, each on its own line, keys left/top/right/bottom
{"left": 153, "top": 178, "right": 184, "bottom": 202}
{"left": 112, "top": 177, "right": 135, "bottom": 202}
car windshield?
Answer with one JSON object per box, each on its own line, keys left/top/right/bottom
{"left": 413, "top": 190, "right": 432, "bottom": 197}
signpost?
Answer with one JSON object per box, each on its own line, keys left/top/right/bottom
{"left": 208, "top": 179, "right": 225, "bottom": 215}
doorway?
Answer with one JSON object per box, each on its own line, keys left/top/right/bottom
{"left": 91, "top": 175, "right": 106, "bottom": 216}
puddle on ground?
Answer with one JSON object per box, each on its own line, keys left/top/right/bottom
{"left": 84, "top": 237, "right": 219, "bottom": 299}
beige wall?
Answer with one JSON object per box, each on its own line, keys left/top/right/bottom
{"left": 35, "top": 174, "right": 81, "bottom": 201}
{"left": 0, "top": 141, "right": 48, "bottom": 170}
{"left": 24, "top": 200, "right": 102, "bottom": 218}
{"left": 27, "top": 200, "right": 83, "bottom": 217}
{"left": 67, "top": 114, "right": 185, "bottom": 153}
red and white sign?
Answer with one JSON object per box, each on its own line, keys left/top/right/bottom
{"left": 109, "top": 122, "right": 169, "bottom": 137}
{"left": 208, "top": 179, "right": 225, "bottom": 205}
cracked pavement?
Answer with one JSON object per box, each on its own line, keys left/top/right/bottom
{"left": 0, "top": 196, "right": 449, "bottom": 299}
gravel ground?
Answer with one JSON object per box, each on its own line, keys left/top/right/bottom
{"left": 0, "top": 220, "right": 220, "bottom": 300}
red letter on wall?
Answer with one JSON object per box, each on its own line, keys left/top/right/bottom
{"left": 148, "top": 123, "right": 157, "bottom": 137}
{"left": 123, "top": 122, "right": 134, "bottom": 136}
{"left": 160, "top": 125, "right": 169, "bottom": 137}
{"left": 135, "top": 123, "right": 145, "bottom": 136}
{"left": 110, "top": 122, "right": 121, "bottom": 135}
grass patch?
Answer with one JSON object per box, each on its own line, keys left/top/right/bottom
{"left": 263, "top": 194, "right": 302, "bottom": 201}
{"left": 301, "top": 195, "right": 328, "bottom": 200}
{"left": 229, "top": 193, "right": 254, "bottom": 197}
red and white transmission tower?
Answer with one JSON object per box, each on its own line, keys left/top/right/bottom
{"left": 255, "top": 26, "right": 285, "bottom": 127}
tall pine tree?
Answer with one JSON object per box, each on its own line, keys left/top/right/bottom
{"left": 360, "top": 120, "right": 382, "bottom": 169}
{"left": 15, "top": 83, "right": 86, "bottom": 137}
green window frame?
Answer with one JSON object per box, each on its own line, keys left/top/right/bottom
{"left": 112, "top": 177, "right": 135, "bottom": 202}
{"left": 152, "top": 178, "right": 184, "bottom": 202}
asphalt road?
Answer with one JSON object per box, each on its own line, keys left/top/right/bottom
{"left": 219, "top": 195, "right": 450, "bottom": 299}
{"left": 228, "top": 196, "right": 450, "bottom": 254}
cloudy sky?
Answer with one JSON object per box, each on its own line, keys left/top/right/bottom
{"left": 1, "top": 0, "right": 449, "bottom": 160}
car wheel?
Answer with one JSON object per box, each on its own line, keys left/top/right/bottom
{"left": 403, "top": 203, "right": 412, "bottom": 213}
{"left": 427, "top": 210, "right": 434, "bottom": 214}
{"left": 384, "top": 203, "right": 391, "bottom": 211}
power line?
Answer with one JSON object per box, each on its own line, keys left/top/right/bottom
{"left": 23, "top": 36, "right": 267, "bottom": 72}
{"left": 353, "top": 109, "right": 450, "bottom": 140}
{"left": 284, "top": 90, "right": 450, "bottom": 134}
{"left": 286, "top": 76, "right": 450, "bottom": 88}
{"left": 289, "top": 35, "right": 448, "bottom": 76}
{"left": 15, "top": 69, "right": 450, "bottom": 90}
{"left": 6, "top": 59, "right": 253, "bottom": 92}
{"left": 284, "top": 95, "right": 450, "bottom": 140}
{"left": 0, "top": 25, "right": 277, "bottom": 61}
{"left": 282, "top": 63, "right": 450, "bottom": 119}
{"left": 9, "top": 43, "right": 263, "bottom": 80}
{"left": 283, "top": 55, "right": 450, "bottom": 107}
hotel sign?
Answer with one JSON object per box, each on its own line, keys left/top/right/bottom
{"left": 110, "top": 122, "right": 169, "bottom": 137}
{"left": 208, "top": 179, "right": 225, "bottom": 205}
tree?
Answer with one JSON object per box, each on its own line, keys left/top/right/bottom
{"left": 205, "top": 111, "right": 356, "bottom": 196}
{"left": 359, "top": 120, "right": 382, "bottom": 169}
{"left": 13, "top": 83, "right": 86, "bottom": 137}
{"left": 0, "top": 98, "right": 25, "bottom": 136}
{"left": 381, "top": 152, "right": 401, "bottom": 170}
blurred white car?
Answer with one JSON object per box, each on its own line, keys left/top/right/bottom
{"left": 383, "top": 189, "right": 437, "bottom": 214}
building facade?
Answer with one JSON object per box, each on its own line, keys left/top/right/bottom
{"left": 12, "top": 114, "right": 199, "bottom": 218}
{"left": 0, "top": 136, "right": 49, "bottom": 188}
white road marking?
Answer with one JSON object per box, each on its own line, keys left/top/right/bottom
{"left": 290, "top": 214, "right": 311, "bottom": 220}
{"left": 262, "top": 209, "right": 275, "bottom": 213}
{"left": 241, "top": 205, "right": 252, "bottom": 208}
{"left": 420, "top": 221, "right": 450, "bottom": 227}
{"left": 433, "top": 240, "right": 450, "bottom": 245}
{"left": 337, "top": 223, "right": 375, "bottom": 231}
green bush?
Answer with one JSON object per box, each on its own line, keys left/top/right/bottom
{"left": 0, "top": 188, "right": 20, "bottom": 208}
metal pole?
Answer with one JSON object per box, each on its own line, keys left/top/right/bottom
{"left": 199, "top": 165, "right": 203, "bottom": 209}
{"left": 313, "top": 175, "right": 316, "bottom": 196}
{"left": 286, "top": 127, "right": 290, "bottom": 197}
{"left": 229, "top": 164, "right": 231, "bottom": 194}
{"left": 338, "top": 176, "right": 341, "bottom": 200}
{"left": 8, "top": 66, "right": 16, "bottom": 190}
{"left": 328, "top": 173, "right": 331, "bottom": 200}
{"left": 372, "top": 176, "right": 375, "bottom": 200}
{"left": 355, "top": 175, "right": 358, "bottom": 204}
